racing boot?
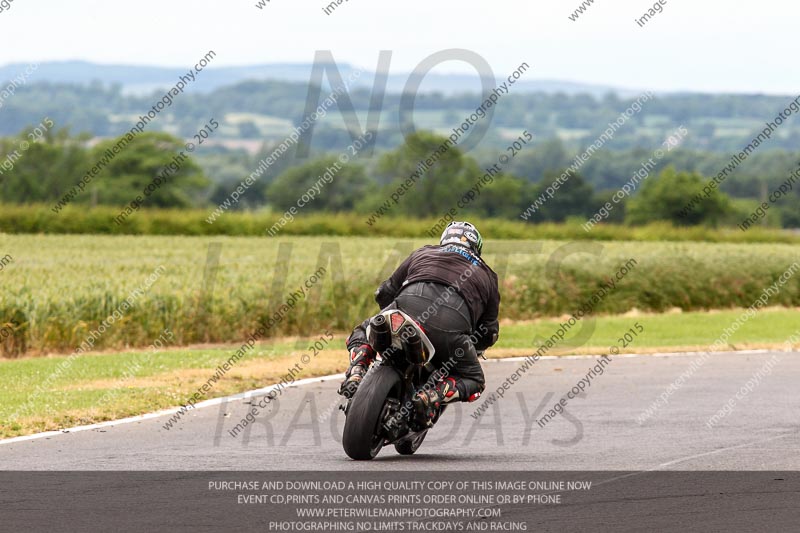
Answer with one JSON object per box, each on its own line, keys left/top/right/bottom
{"left": 338, "top": 344, "right": 376, "bottom": 398}
{"left": 412, "top": 377, "right": 460, "bottom": 429}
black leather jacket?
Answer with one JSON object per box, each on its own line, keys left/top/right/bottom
{"left": 352, "top": 244, "right": 500, "bottom": 351}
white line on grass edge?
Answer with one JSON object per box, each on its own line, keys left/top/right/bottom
{"left": 0, "top": 349, "right": 770, "bottom": 445}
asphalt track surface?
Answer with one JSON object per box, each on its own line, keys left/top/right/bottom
{"left": 1, "top": 350, "right": 798, "bottom": 470}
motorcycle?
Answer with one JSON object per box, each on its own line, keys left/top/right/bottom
{"left": 341, "top": 309, "right": 444, "bottom": 460}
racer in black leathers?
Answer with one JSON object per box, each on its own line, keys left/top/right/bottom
{"left": 339, "top": 221, "right": 500, "bottom": 428}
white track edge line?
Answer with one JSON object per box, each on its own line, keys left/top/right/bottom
{"left": 0, "top": 373, "right": 345, "bottom": 446}
{"left": 0, "top": 349, "right": 779, "bottom": 445}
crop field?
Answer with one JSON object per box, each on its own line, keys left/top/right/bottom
{"left": 0, "top": 234, "right": 798, "bottom": 358}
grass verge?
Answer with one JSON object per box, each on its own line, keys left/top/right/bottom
{"left": 1, "top": 308, "right": 798, "bottom": 439}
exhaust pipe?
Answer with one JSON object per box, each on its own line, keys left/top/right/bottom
{"left": 368, "top": 313, "right": 392, "bottom": 353}
{"left": 402, "top": 327, "right": 425, "bottom": 364}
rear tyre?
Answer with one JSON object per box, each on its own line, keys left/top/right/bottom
{"left": 394, "top": 430, "right": 428, "bottom": 455}
{"left": 342, "top": 365, "right": 401, "bottom": 460}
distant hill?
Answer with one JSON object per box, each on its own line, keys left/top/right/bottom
{"left": 2, "top": 59, "right": 797, "bottom": 161}
{"left": 0, "top": 60, "right": 639, "bottom": 97}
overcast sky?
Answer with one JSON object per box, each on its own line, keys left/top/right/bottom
{"left": 0, "top": 0, "right": 796, "bottom": 94}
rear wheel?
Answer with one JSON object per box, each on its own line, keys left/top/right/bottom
{"left": 342, "top": 365, "right": 401, "bottom": 460}
{"left": 394, "top": 430, "right": 428, "bottom": 455}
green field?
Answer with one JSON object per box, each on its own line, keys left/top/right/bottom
{"left": 0, "top": 234, "right": 798, "bottom": 358}
{"left": 1, "top": 308, "right": 798, "bottom": 439}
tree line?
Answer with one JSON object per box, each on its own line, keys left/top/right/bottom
{"left": 0, "top": 127, "right": 797, "bottom": 228}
